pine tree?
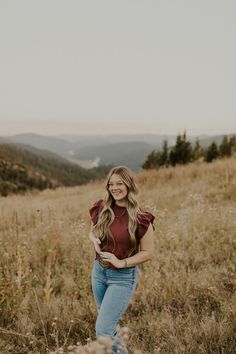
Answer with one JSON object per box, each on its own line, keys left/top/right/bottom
{"left": 142, "top": 139, "right": 170, "bottom": 169}
{"left": 142, "top": 150, "right": 160, "bottom": 169}
{"left": 229, "top": 135, "right": 236, "bottom": 153}
{"left": 192, "top": 138, "right": 203, "bottom": 160}
{"left": 159, "top": 139, "right": 169, "bottom": 167}
{"left": 169, "top": 131, "right": 193, "bottom": 166}
{"left": 219, "top": 136, "right": 232, "bottom": 157}
{"left": 204, "top": 141, "right": 219, "bottom": 162}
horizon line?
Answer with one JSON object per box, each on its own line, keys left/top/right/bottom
{"left": 1, "top": 131, "right": 236, "bottom": 138}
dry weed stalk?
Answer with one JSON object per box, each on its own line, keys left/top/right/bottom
{"left": 44, "top": 249, "right": 55, "bottom": 304}
{"left": 0, "top": 325, "right": 46, "bottom": 351}
{"left": 33, "top": 288, "right": 49, "bottom": 350}
{"left": 14, "top": 211, "right": 23, "bottom": 291}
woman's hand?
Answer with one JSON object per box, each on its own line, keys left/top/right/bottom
{"left": 89, "top": 234, "right": 102, "bottom": 254}
{"left": 99, "top": 251, "right": 123, "bottom": 268}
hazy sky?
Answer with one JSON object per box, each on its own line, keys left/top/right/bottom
{"left": 0, "top": 0, "right": 235, "bottom": 136}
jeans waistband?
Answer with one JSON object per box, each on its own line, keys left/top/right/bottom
{"left": 95, "top": 257, "right": 136, "bottom": 271}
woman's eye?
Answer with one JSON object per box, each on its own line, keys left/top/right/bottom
{"left": 108, "top": 182, "right": 123, "bottom": 187}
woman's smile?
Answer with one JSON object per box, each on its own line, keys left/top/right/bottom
{"left": 112, "top": 191, "right": 122, "bottom": 196}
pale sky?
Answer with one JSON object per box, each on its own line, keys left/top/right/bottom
{"left": 0, "top": 0, "right": 235, "bottom": 136}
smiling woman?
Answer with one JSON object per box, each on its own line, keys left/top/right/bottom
{"left": 88, "top": 165, "right": 155, "bottom": 354}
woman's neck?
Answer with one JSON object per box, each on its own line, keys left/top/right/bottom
{"left": 114, "top": 200, "right": 127, "bottom": 207}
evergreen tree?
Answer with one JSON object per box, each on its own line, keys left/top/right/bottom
{"left": 142, "top": 140, "right": 170, "bottom": 169}
{"left": 169, "top": 131, "right": 193, "bottom": 166}
{"left": 192, "top": 138, "right": 203, "bottom": 160}
{"left": 219, "top": 136, "right": 232, "bottom": 157}
{"left": 142, "top": 150, "right": 160, "bottom": 169}
{"left": 204, "top": 141, "right": 219, "bottom": 162}
{"left": 142, "top": 132, "right": 236, "bottom": 171}
{"left": 229, "top": 135, "right": 236, "bottom": 153}
{"left": 159, "top": 139, "right": 169, "bottom": 167}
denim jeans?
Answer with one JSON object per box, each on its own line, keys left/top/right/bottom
{"left": 91, "top": 258, "right": 139, "bottom": 354}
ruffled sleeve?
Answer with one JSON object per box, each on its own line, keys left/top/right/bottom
{"left": 89, "top": 199, "right": 104, "bottom": 225}
{"left": 136, "top": 211, "right": 155, "bottom": 239}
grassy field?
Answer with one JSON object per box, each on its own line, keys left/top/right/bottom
{"left": 0, "top": 156, "right": 236, "bottom": 353}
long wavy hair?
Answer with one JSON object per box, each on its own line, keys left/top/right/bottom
{"left": 92, "top": 165, "right": 142, "bottom": 257}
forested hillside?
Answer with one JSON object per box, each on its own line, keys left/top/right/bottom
{"left": 0, "top": 143, "right": 112, "bottom": 196}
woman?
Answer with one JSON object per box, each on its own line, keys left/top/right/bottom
{"left": 89, "top": 165, "right": 155, "bottom": 354}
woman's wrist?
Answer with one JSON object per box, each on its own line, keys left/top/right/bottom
{"left": 118, "top": 259, "right": 127, "bottom": 268}
{"left": 122, "top": 259, "right": 128, "bottom": 268}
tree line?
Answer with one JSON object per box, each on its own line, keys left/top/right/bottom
{"left": 142, "top": 132, "right": 236, "bottom": 169}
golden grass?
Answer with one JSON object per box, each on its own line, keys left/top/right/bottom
{"left": 0, "top": 156, "right": 236, "bottom": 353}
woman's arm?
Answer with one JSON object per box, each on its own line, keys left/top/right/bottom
{"left": 120, "top": 222, "right": 154, "bottom": 268}
{"left": 89, "top": 223, "right": 102, "bottom": 254}
{"left": 99, "top": 223, "right": 154, "bottom": 268}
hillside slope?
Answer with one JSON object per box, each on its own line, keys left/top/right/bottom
{"left": 0, "top": 143, "right": 112, "bottom": 196}
{"left": 0, "top": 156, "right": 235, "bottom": 353}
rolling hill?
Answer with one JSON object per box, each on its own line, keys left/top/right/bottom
{"left": 0, "top": 143, "right": 112, "bottom": 196}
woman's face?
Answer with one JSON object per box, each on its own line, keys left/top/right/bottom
{"left": 107, "top": 173, "right": 128, "bottom": 202}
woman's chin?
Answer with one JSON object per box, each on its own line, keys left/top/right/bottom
{"left": 115, "top": 197, "right": 126, "bottom": 203}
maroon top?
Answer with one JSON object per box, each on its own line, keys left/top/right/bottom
{"left": 89, "top": 199, "right": 155, "bottom": 269}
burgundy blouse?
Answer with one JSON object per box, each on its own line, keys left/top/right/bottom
{"left": 89, "top": 199, "right": 155, "bottom": 268}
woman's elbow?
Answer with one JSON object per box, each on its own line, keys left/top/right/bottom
{"left": 145, "top": 250, "right": 154, "bottom": 261}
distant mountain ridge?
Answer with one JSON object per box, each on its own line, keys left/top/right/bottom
{"left": 73, "top": 141, "right": 158, "bottom": 170}
{"left": 6, "top": 133, "right": 73, "bottom": 158}
{"left": 2, "top": 132, "right": 236, "bottom": 171}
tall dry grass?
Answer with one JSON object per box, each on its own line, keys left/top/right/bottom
{"left": 0, "top": 156, "right": 236, "bottom": 353}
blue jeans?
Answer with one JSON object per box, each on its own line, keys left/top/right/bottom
{"left": 91, "top": 258, "right": 139, "bottom": 354}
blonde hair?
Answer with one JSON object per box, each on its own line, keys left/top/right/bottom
{"left": 92, "top": 165, "right": 142, "bottom": 257}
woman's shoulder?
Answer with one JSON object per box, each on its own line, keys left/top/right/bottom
{"left": 89, "top": 199, "right": 105, "bottom": 224}
{"left": 89, "top": 199, "right": 105, "bottom": 214}
{"left": 136, "top": 207, "right": 155, "bottom": 239}
{"left": 90, "top": 198, "right": 105, "bottom": 208}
